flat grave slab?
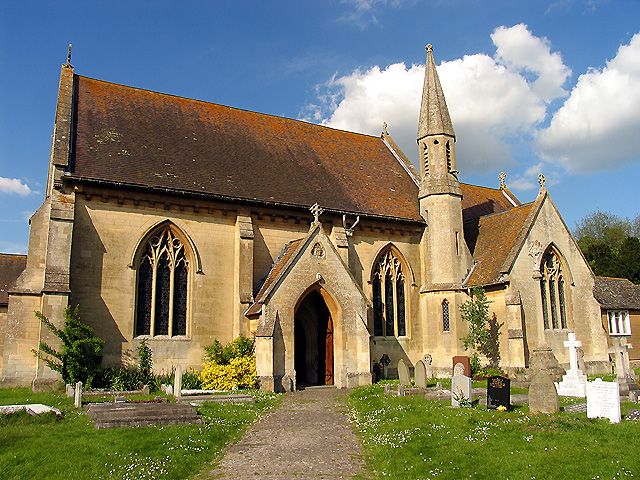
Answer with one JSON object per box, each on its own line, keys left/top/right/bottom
{"left": 0, "top": 404, "right": 62, "bottom": 416}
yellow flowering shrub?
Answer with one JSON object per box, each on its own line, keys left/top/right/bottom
{"left": 199, "top": 356, "right": 257, "bottom": 390}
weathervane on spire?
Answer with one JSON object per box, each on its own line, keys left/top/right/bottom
{"left": 310, "top": 203, "right": 324, "bottom": 224}
{"left": 64, "top": 44, "right": 73, "bottom": 68}
{"left": 499, "top": 172, "right": 507, "bottom": 190}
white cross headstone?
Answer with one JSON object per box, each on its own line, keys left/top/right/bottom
{"left": 564, "top": 332, "right": 581, "bottom": 372}
{"left": 555, "top": 332, "right": 588, "bottom": 397}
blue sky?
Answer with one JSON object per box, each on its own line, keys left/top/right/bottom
{"left": 1, "top": 0, "right": 639, "bottom": 253}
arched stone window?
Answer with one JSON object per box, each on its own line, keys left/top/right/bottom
{"left": 442, "top": 299, "right": 450, "bottom": 332}
{"left": 135, "top": 225, "right": 189, "bottom": 337}
{"left": 540, "top": 248, "right": 567, "bottom": 330}
{"left": 372, "top": 249, "right": 407, "bottom": 337}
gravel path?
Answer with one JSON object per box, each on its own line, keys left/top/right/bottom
{"left": 208, "top": 387, "right": 365, "bottom": 479}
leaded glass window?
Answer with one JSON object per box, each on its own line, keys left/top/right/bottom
{"left": 135, "top": 226, "right": 189, "bottom": 337}
{"left": 371, "top": 249, "right": 408, "bottom": 337}
{"left": 540, "top": 249, "right": 568, "bottom": 331}
{"left": 442, "top": 299, "right": 450, "bottom": 332}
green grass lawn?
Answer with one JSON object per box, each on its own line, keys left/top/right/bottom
{"left": 348, "top": 384, "right": 640, "bottom": 480}
{"left": 0, "top": 388, "right": 280, "bottom": 480}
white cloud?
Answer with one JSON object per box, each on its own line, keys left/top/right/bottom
{"left": 337, "top": 0, "right": 404, "bottom": 29}
{"left": 536, "top": 33, "right": 640, "bottom": 172}
{"left": 304, "top": 24, "right": 570, "bottom": 173}
{"left": 0, "top": 177, "right": 32, "bottom": 196}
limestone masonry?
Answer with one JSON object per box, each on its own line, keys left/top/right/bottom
{"left": 0, "top": 46, "right": 618, "bottom": 390}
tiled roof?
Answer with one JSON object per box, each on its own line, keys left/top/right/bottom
{"left": 594, "top": 276, "right": 640, "bottom": 310}
{"left": 70, "top": 76, "right": 422, "bottom": 222}
{"left": 465, "top": 202, "right": 536, "bottom": 286}
{"left": 246, "top": 239, "right": 304, "bottom": 317}
{"left": 461, "top": 184, "right": 519, "bottom": 223}
{"left": 0, "top": 253, "right": 27, "bottom": 305}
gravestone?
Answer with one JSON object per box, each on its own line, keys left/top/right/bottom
{"left": 414, "top": 360, "right": 427, "bottom": 388}
{"left": 65, "top": 384, "right": 75, "bottom": 398}
{"left": 74, "top": 381, "right": 83, "bottom": 409}
{"left": 397, "top": 384, "right": 405, "bottom": 397}
{"left": 529, "top": 347, "right": 565, "bottom": 383}
{"left": 487, "top": 375, "right": 510, "bottom": 410}
{"left": 555, "top": 332, "right": 587, "bottom": 397}
{"left": 424, "top": 354, "right": 434, "bottom": 380}
{"left": 174, "top": 365, "right": 183, "bottom": 398}
{"left": 384, "top": 384, "right": 391, "bottom": 395}
{"left": 397, "top": 359, "right": 411, "bottom": 386}
{"left": 453, "top": 362, "right": 465, "bottom": 377}
{"left": 586, "top": 378, "right": 621, "bottom": 423}
{"left": 380, "top": 354, "right": 391, "bottom": 380}
{"left": 142, "top": 385, "right": 151, "bottom": 396}
{"left": 451, "top": 373, "right": 473, "bottom": 407}
{"left": 529, "top": 369, "right": 559, "bottom": 414}
{"left": 452, "top": 356, "right": 471, "bottom": 377}
{"left": 609, "top": 340, "right": 640, "bottom": 399}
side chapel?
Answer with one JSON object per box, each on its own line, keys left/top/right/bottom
{"left": 0, "top": 45, "right": 612, "bottom": 390}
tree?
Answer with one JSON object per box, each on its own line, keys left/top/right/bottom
{"left": 459, "top": 287, "right": 502, "bottom": 368}
{"left": 32, "top": 306, "right": 104, "bottom": 386}
{"left": 574, "top": 210, "right": 640, "bottom": 284}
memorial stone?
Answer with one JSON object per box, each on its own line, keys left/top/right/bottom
{"left": 398, "top": 359, "right": 411, "bottom": 386}
{"left": 414, "top": 360, "right": 427, "bottom": 388}
{"left": 586, "top": 378, "right": 621, "bottom": 423}
{"left": 609, "top": 341, "right": 639, "bottom": 398}
{"left": 452, "top": 355, "right": 471, "bottom": 377}
{"left": 174, "top": 365, "right": 183, "bottom": 398}
{"left": 555, "top": 332, "right": 587, "bottom": 397}
{"left": 380, "top": 354, "right": 391, "bottom": 380}
{"left": 529, "top": 369, "right": 559, "bottom": 414}
{"left": 487, "top": 375, "right": 510, "bottom": 410}
{"left": 451, "top": 373, "right": 473, "bottom": 407}
{"left": 74, "top": 381, "right": 83, "bottom": 409}
{"left": 65, "top": 384, "right": 74, "bottom": 398}
{"left": 424, "top": 354, "right": 434, "bottom": 380}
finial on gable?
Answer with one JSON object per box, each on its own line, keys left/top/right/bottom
{"left": 382, "top": 121, "right": 388, "bottom": 136}
{"left": 310, "top": 202, "right": 324, "bottom": 225}
{"left": 537, "top": 173, "right": 547, "bottom": 194}
{"left": 64, "top": 43, "right": 73, "bottom": 68}
{"left": 499, "top": 172, "right": 507, "bottom": 190}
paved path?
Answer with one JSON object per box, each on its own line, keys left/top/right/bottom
{"left": 209, "top": 387, "right": 365, "bottom": 479}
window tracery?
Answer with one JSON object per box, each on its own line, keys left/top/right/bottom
{"left": 372, "top": 249, "right": 407, "bottom": 337}
{"left": 135, "top": 226, "right": 189, "bottom": 337}
{"left": 540, "top": 249, "right": 567, "bottom": 330}
{"left": 442, "top": 299, "right": 450, "bottom": 332}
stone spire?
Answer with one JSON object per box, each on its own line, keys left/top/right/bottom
{"left": 417, "top": 44, "right": 455, "bottom": 141}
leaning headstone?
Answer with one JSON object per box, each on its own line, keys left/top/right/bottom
{"left": 414, "top": 360, "right": 427, "bottom": 388}
{"left": 452, "top": 356, "right": 471, "bottom": 377}
{"left": 142, "top": 385, "right": 151, "bottom": 396}
{"left": 487, "top": 375, "right": 510, "bottom": 410}
{"left": 74, "top": 381, "right": 83, "bottom": 409}
{"left": 451, "top": 373, "right": 473, "bottom": 407}
{"left": 397, "top": 359, "right": 411, "bottom": 386}
{"left": 424, "top": 354, "right": 434, "bottom": 380}
{"left": 529, "top": 369, "right": 559, "bottom": 414}
{"left": 555, "top": 332, "right": 587, "bottom": 397}
{"left": 174, "top": 365, "right": 183, "bottom": 398}
{"left": 587, "top": 378, "right": 621, "bottom": 424}
{"left": 65, "top": 384, "right": 75, "bottom": 398}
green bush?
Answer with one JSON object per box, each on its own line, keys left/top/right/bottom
{"left": 153, "top": 368, "right": 203, "bottom": 390}
{"left": 32, "top": 306, "right": 104, "bottom": 387}
{"left": 204, "top": 335, "right": 254, "bottom": 365}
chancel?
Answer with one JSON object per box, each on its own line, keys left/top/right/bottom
{"left": 0, "top": 45, "right": 614, "bottom": 390}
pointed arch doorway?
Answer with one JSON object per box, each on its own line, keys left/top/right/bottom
{"left": 294, "top": 290, "right": 334, "bottom": 387}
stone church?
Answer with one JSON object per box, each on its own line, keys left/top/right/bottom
{"left": 0, "top": 45, "right": 611, "bottom": 390}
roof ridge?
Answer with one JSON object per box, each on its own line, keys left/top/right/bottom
{"left": 464, "top": 200, "right": 534, "bottom": 224}
{"left": 76, "top": 74, "right": 385, "bottom": 141}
